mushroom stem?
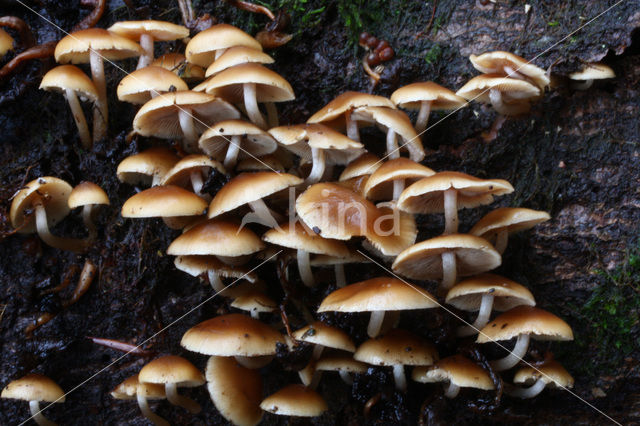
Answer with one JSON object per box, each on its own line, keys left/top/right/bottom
{"left": 491, "top": 333, "right": 530, "bottom": 371}
{"left": 190, "top": 170, "right": 205, "bottom": 196}
{"left": 29, "top": 400, "right": 56, "bottom": 426}
{"left": 392, "top": 179, "right": 405, "bottom": 200}
{"left": 443, "top": 188, "right": 458, "bottom": 234}
{"left": 441, "top": 251, "right": 457, "bottom": 291}
{"left": 339, "top": 370, "right": 354, "bottom": 385}
{"left": 137, "top": 34, "right": 154, "bottom": 69}
{"left": 305, "top": 147, "right": 326, "bottom": 185}
{"left": 571, "top": 79, "right": 594, "bottom": 90}
{"left": 457, "top": 293, "right": 495, "bottom": 337}
{"left": 165, "top": 382, "right": 201, "bottom": 414}
{"left": 345, "top": 109, "right": 360, "bottom": 142}
{"left": 297, "top": 249, "right": 315, "bottom": 287}
{"left": 488, "top": 88, "right": 509, "bottom": 115}
{"left": 265, "top": 102, "right": 279, "bottom": 127}
{"left": 504, "top": 378, "right": 546, "bottom": 399}
{"left": 33, "top": 197, "right": 86, "bottom": 252}
{"left": 235, "top": 355, "right": 272, "bottom": 369}
{"left": 250, "top": 310, "right": 259, "bottom": 319}
{"left": 81, "top": 205, "right": 97, "bottom": 241}
{"left": 207, "top": 270, "right": 225, "bottom": 293}
{"left": 392, "top": 364, "right": 407, "bottom": 392}
{"left": 367, "top": 310, "right": 386, "bottom": 337}
{"left": 89, "top": 48, "right": 107, "bottom": 143}
{"left": 494, "top": 229, "right": 509, "bottom": 254}
{"left": 136, "top": 393, "right": 169, "bottom": 426}
{"left": 247, "top": 199, "right": 282, "bottom": 227}
{"left": 443, "top": 382, "right": 460, "bottom": 398}
{"left": 64, "top": 88, "right": 92, "bottom": 149}
{"left": 178, "top": 107, "right": 198, "bottom": 153}
{"left": 386, "top": 128, "right": 399, "bottom": 159}
{"left": 243, "top": 82, "right": 267, "bottom": 129}
{"left": 334, "top": 264, "right": 346, "bottom": 287}
{"left": 415, "top": 100, "right": 432, "bottom": 134}
{"left": 223, "top": 135, "right": 242, "bottom": 169}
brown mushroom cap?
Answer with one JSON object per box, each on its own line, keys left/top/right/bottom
{"left": 230, "top": 289, "right": 277, "bottom": 315}
{"left": 354, "top": 329, "right": 438, "bottom": 366}
{"left": 263, "top": 222, "right": 350, "bottom": 257}
{"left": 68, "top": 181, "right": 110, "bottom": 208}
{"left": 121, "top": 185, "right": 207, "bottom": 218}
{"left": 1, "top": 373, "right": 65, "bottom": 403}
{"left": 470, "top": 207, "right": 550, "bottom": 240}
{"left": 292, "top": 321, "right": 356, "bottom": 352}
{"left": 307, "top": 91, "right": 396, "bottom": 124}
{"left": 116, "top": 147, "right": 180, "bottom": 186}
{"left": 446, "top": 273, "right": 535, "bottom": 312}
{"left": 364, "top": 203, "right": 418, "bottom": 256}
{"left": 54, "top": 28, "right": 142, "bottom": 63}
{"left": 569, "top": 63, "right": 615, "bottom": 81}
{"left": 513, "top": 360, "right": 574, "bottom": 388}
{"left": 363, "top": 158, "right": 435, "bottom": 201}
{"left": 0, "top": 28, "right": 14, "bottom": 57}
{"left": 391, "top": 82, "right": 467, "bottom": 110}
{"left": 315, "top": 356, "right": 368, "bottom": 374}
{"left": 469, "top": 51, "right": 550, "bottom": 89}
{"left": 167, "top": 219, "right": 264, "bottom": 257}
{"left": 174, "top": 255, "right": 257, "bottom": 283}
{"left": 10, "top": 177, "right": 73, "bottom": 233}
{"left": 198, "top": 119, "right": 277, "bottom": 159}
{"left": 455, "top": 74, "right": 540, "bottom": 115}
{"left": 108, "top": 20, "right": 189, "bottom": 41}
{"left": 111, "top": 375, "right": 165, "bottom": 400}
{"left": 412, "top": 354, "right": 494, "bottom": 390}
{"left": 186, "top": 24, "right": 263, "bottom": 67}
{"left": 260, "top": 384, "right": 328, "bottom": 417}
{"left": 160, "top": 155, "right": 225, "bottom": 187}
{"left": 138, "top": 355, "right": 205, "bottom": 387}
{"left": 117, "top": 66, "right": 188, "bottom": 104}
{"left": 205, "top": 46, "right": 274, "bottom": 77}
{"left": 339, "top": 153, "right": 382, "bottom": 181}
{"left": 39, "top": 65, "right": 98, "bottom": 102}
{"left": 476, "top": 306, "right": 574, "bottom": 343}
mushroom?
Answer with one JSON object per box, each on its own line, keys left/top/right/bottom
{"left": 110, "top": 374, "right": 168, "bottom": 426}
{"left": 151, "top": 53, "right": 205, "bottom": 83}
{"left": 339, "top": 153, "right": 382, "bottom": 182}
{"left": 116, "top": 147, "right": 180, "bottom": 187}
{"left": 507, "top": 360, "right": 574, "bottom": 398}
{"left": 116, "top": 66, "right": 188, "bottom": 105}
{"left": 476, "top": 306, "right": 574, "bottom": 371}
{"left": 138, "top": 355, "right": 204, "bottom": 413}
{"left": 260, "top": 384, "right": 328, "bottom": 418}
{"left": 40, "top": 65, "right": 98, "bottom": 149}
{"left": 174, "top": 255, "right": 258, "bottom": 293}
{"left": 456, "top": 74, "right": 541, "bottom": 116}
{"left": 363, "top": 202, "right": 418, "bottom": 257}
{"left": 185, "top": 24, "right": 263, "bottom": 68}
{"left": 469, "top": 51, "right": 550, "bottom": 90}
{"left": 1, "top": 373, "right": 65, "bottom": 426}
{"left": 362, "top": 158, "right": 435, "bottom": 202}
{"left": 315, "top": 356, "right": 367, "bottom": 386}
{"left": 68, "top": 181, "right": 110, "bottom": 242}
{"left": 205, "top": 46, "right": 274, "bottom": 77}
{"left": 236, "top": 154, "right": 286, "bottom": 173}
{"left": 412, "top": 354, "right": 494, "bottom": 398}
{"left": 569, "top": 62, "right": 615, "bottom": 90}
{"left": 230, "top": 287, "right": 277, "bottom": 319}
{"left": 0, "top": 28, "right": 14, "bottom": 58}
{"left": 160, "top": 155, "right": 226, "bottom": 199}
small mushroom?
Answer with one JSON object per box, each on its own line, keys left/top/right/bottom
{"left": 160, "top": 155, "right": 225, "bottom": 199}
{"left": 1, "top": 373, "right": 65, "bottom": 426}
{"left": 260, "top": 384, "right": 328, "bottom": 418}
{"left": 186, "top": 24, "right": 263, "bottom": 68}
{"left": 315, "top": 356, "right": 367, "bottom": 385}
{"left": 456, "top": 74, "right": 540, "bottom": 116}
{"left": 0, "top": 28, "right": 15, "bottom": 58}
{"left": 362, "top": 158, "right": 434, "bottom": 202}
{"left": 116, "top": 147, "right": 180, "bottom": 187}
{"left": 110, "top": 374, "right": 168, "bottom": 426}
{"left": 339, "top": 153, "right": 382, "bottom": 182}
{"left": 507, "top": 359, "right": 574, "bottom": 398}
{"left": 116, "top": 66, "right": 188, "bottom": 105}
{"left": 469, "top": 51, "right": 550, "bottom": 90}
{"left": 205, "top": 46, "right": 274, "bottom": 77}
{"left": 68, "top": 181, "right": 110, "bottom": 242}
{"left": 412, "top": 354, "right": 494, "bottom": 398}
{"left": 569, "top": 63, "right": 615, "bottom": 90}
{"left": 174, "top": 255, "right": 258, "bottom": 293}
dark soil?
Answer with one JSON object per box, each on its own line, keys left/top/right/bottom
{"left": 1, "top": 0, "right": 639, "bottom": 425}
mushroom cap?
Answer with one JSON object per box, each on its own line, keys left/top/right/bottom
{"left": 186, "top": 24, "right": 262, "bottom": 67}
{"left": 231, "top": 289, "right": 277, "bottom": 315}
{"left": 181, "top": 313, "right": 283, "bottom": 356}
{"left": 391, "top": 82, "right": 467, "bottom": 110}
{"left": 54, "top": 28, "right": 142, "bottom": 63}
{"left": 40, "top": 65, "right": 99, "bottom": 102}
{"left": 0, "top": 28, "right": 14, "bottom": 57}
{"left": 292, "top": 321, "right": 356, "bottom": 352}
{"left": 476, "top": 306, "right": 574, "bottom": 343}
{"left": 363, "top": 158, "right": 435, "bottom": 201}
{"left": 138, "top": 355, "right": 205, "bottom": 387}
{"left": 339, "top": 153, "right": 382, "bottom": 181}
{"left": 445, "top": 273, "right": 535, "bottom": 312}
{"left": 133, "top": 91, "right": 240, "bottom": 139}
{"left": 167, "top": 219, "right": 264, "bottom": 257}
{"left": 469, "top": 51, "right": 550, "bottom": 89}
{"left": 412, "top": 354, "right": 494, "bottom": 390}
{"left": 318, "top": 276, "right": 438, "bottom": 313}
{"left": 456, "top": 74, "right": 540, "bottom": 104}
{"left": 108, "top": 20, "right": 189, "bottom": 41}
{"left": 470, "top": 207, "right": 550, "bottom": 242}
{"left": 315, "top": 356, "right": 368, "bottom": 373}
{"left": 151, "top": 52, "right": 205, "bottom": 81}
{"left": 354, "top": 329, "right": 438, "bottom": 366}
{"left": 111, "top": 375, "right": 165, "bottom": 400}
{"left": 351, "top": 106, "right": 425, "bottom": 162}
{"left": 68, "top": 181, "right": 110, "bottom": 208}
{"left": 208, "top": 172, "right": 301, "bottom": 218}
{"left": 397, "top": 171, "right": 514, "bottom": 214}
{"left": 263, "top": 222, "right": 350, "bottom": 257}
{"left": 364, "top": 203, "right": 418, "bottom": 256}
{"left": 237, "top": 155, "right": 285, "bottom": 173}
{"left": 121, "top": 185, "right": 207, "bottom": 218}
{"left": 116, "top": 147, "right": 180, "bottom": 186}
{"left": 1, "top": 374, "right": 65, "bottom": 403}
{"left": 260, "top": 384, "right": 327, "bottom": 417}
{"left": 513, "top": 360, "right": 574, "bottom": 388}
{"left": 392, "top": 234, "right": 502, "bottom": 281}
{"left": 174, "top": 255, "right": 257, "bottom": 283}
{"left": 117, "top": 66, "right": 188, "bottom": 104}
{"left": 309, "top": 250, "right": 370, "bottom": 267}
{"left": 336, "top": 175, "right": 370, "bottom": 195}
{"left": 160, "top": 155, "right": 225, "bottom": 187}
{"left": 206, "top": 356, "right": 263, "bottom": 426}
{"left": 307, "top": 91, "right": 395, "bottom": 124}
{"left": 199, "top": 120, "right": 277, "bottom": 160}
{"left": 569, "top": 63, "right": 615, "bottom": 81}
{"left": 197, "top": 63, "right": 295, "bottom": 103}
{"left": 10, "top": 176, "right": 73, "bottom": 233}
{"left": 205, "top": 46, "right": 274, "bottom": 77}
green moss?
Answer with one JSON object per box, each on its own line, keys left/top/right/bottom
{"left": 423, "top": 44, "right": 443, "bottom": 65}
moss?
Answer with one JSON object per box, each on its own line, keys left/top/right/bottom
{"left": 423, "top": 43, "right": 443, "bottom": 65}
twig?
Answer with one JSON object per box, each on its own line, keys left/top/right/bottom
{"left": 0, "top": 41, "right": 55, "bottom": 84}
{"left": 86, "top": 336, "right": 156, "bottom": 356}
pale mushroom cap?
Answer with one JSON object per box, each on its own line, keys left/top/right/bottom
{"left": 10, "top": 176, "right": 72, "bottom": 233}
{"left": 354, "top": 329, "right": 438, "bottom": 366}
{"left": 121, "top": 185, "right": 207, "bottom": 218}
{"left": 199, "top": 119, "right": 277, "bottom": 159}
{"left": 470, "top": 207, "right": 551, "bottom": 241}
{"left": 206, "top": 356, "right": 263, "bottom": 426}
{"left": 513, "top": 360, "right": 574, "bottom": 388}
{"left": 339, "top": 153, "right": 382, "bottom": 181}
{"left": 445, "top": 273, "right": 535, "bottom": 311}
{"left": 205, "top": 46, "right": 274, "bottom": 77}
{"left": 186, "top": 24, "right": 263, "bottom": 67}
{"left": 260, "top": 384, "right": 328, "bottom": 417}
{"left": 160, "top": 155, "right": 225, "bottom": 187}
{"left": 138, "top": 355, "right": 204, "bottom": 387}
{"left": 318, "top": 276, "right": 438, "bottom": 313}
{"left": 208, "top": 172, "right": 302, "bottom": 218}
{"left": 1, "top": 374, "right": 65, "bottom": 403}
{"left": 152, "top": 53, "right": 205, "bottom": 81}
{"left": 412, "top": 354, "right": 494, "bottom": 390}
{"left": 54, "top": 28, "right": 142, "bottom": 63}
{"left": 363, "top": 158, "right": 435, "bottom": 201}
{"left": 336, "top": 175, "right": 370, "bottom": 195}
{"left": 315, "top": 356, "right": 368, "bottom": 373}
{"left": 392, "top": 234, "right": 502, "bottom": 281}
{"left": 307, "top": 91, "right": 396, "bottom": 123}
{"left": 108, "top": 20, "right": 189, "bottom": 41}
{"left": 111, "top": 374, "right": 165, "bottom": 400}
{"left": 0, "top": 28, "right": 14, "bottom": 56}
{"left": 231, "top": 289, "right": 277, "bottom": 314}
{"left": 263, "top": 222, "right": 350, "bottom": 256}
{"left": 174, "top": 255, "right": 257, "bottom": 282}
{"left": 469, "top": 51, "right": 550, "bottom": 89}
{"left": 199, "top": 63, "right": 295, "bottom": 102}
{"left": 181, "top": 313, "right": 283, "bottom": 356}
{"left": 68, "top": 181, "right": 110, "bottom": 208}
{"left": 397, "top": 171, "right": 514, "bottom": 214}
{"left": 391, "top": 82, "right": 467, "bottom": 110}
{"left": 364, "top": 203, "right": 418, "bottom": 256}
{"left": 569, "top": 63, "right": 615, "bottom": 81}
{"left": 292, "top": 321, "right": 356, "bottom": 352}
{"left": 133, "top": 91, "right": 240, "bottom": 139}
{"left": 117, "top": 66, "right": 188, "bottom": 104}
{"left": 167, "top": 219, "right": 264, "bottom": 257}
{"left": 476, "top": 306, "right": 574, "bottom": 343}
{"left": 116, "top": 147, "right": 180, "bottom": 186}
{"left": 456, "top": 74, "right": 541, "bottom": 104}
{"left": 40, "top": 65, "right": 99, "bottom": 102}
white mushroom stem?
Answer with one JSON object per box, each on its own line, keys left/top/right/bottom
{"left": 392, "top": 364, "right": 407, "bottom": 392}
{"left": 223, "top": 135, "right": 242, "bottom": 169}
{"left": 249, "top": 309, "right": 260, "bottom": 319}
{"left": 457, "top": 293, "right": 495, "bottom": 337}
{"left": 178, "top": 107, "right": 199, "bottom": 153}
{"left": 443, "top": 382, "right": 460, "bottom": 398}
{"left": 81, "top": 205, "right": 97, "bottom": 241}
{"left": 339, "top": 370, "right": 354, "bottom": 385}
{"left": 190, "top": 170, "right": 205, "bottom": 196}
{"left": 297, "top": 249, "right": 314, "bottom": 287}
{"left": 265, "top": 102, "right": 279, "bottom": 127}
{"left": 443, "top": 188, "right": 458, "bottom": 234}
{"left": 136, "top": 393, "right": 169, "bottom": 426}
{"left": 441, "top": 251, "right": 457, "bottom": 291}
{"left": 29, "top": 400, "right": 56, "bottom": 426}
{"left": 64, "top": 88, "right": 92, "bottom": 149}
{"left": 235, "top": 355, "right": 272, "bottom": 369}
{"left": 165, "top": 383, "right": 201, "bottom": 414}
{"left": 415, "top": 100, "right": 432, "bottom": 134}
{"left": 334, "top": 264, "right": 346, "bottom": 287}
{"left": 243, "top": 83, "right": 267, "bottom": 129}
{"left": 490, "top": 333, "right": 530, "bottom": 371}
{"left": 247, "top": 199, "right": 282, "bottom": 227}
{"left": 488, "top": 89, "right": 504, "bottom": 113}
{"left": 345, "top": 110, "right": 360, "bottom": 142}
{"left": 137, "top": 34, "right": 154, "bottom": 69}
{"left": 571, "top": 79, "right": 594, "bottom": 90}
{"left": 305, "top": 147, "right": 326, "bottom": 185}
{"left": 207, "top": 270, "right": 224, "bottom": 293}
{"left": 33, "top": 197, "right": 87, "bottom": 252}
{"left": 367, "top": 310, "right": 386, "bottom": 337}
{"left": 392, "top": 179, "right": 405, "bottom": 200}
{"left": 89, "top": 49, "right": 107, "bottom": 143}
{"left": 494, "top": 229, "right": 509, "bottom": 254}
{"left": 386, "top": 128, "right": 400, "bottom": 159}
{"left": 504, "top": 379, "right": 546, "bottom": 399}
